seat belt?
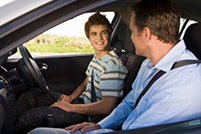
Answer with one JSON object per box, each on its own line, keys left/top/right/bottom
{"left": 134, "top": 59, "right": 201, "bottom": 109}
{"left": 91, "top": 69, "right": 97, "bottom": 102}
{"left": 90, "top": 70, "right": 107, "bottom": 123}
{"left": 171, "top": 59, "right": 201, "bottom": 69}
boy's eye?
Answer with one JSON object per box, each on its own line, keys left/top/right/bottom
{"left": 102, "top": 31, "right": 109, "bottom": 35}
{"left": 90, "top": 32, "right": 96, "bottom": 36}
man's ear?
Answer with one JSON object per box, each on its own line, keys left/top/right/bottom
{"left": 143, "top": 27, "right": 151, "bottom": 42}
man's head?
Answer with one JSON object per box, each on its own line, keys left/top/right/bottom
{"left": 85, "top": 12, "right": 113, "bottom": 57}
{"left": 131, "top": 0, "right": 180, "bottom": 44}
{"left": 129, "top": 0, "right": 180, "bottom": 57}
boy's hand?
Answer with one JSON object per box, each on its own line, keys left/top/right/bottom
{"left": 51, "top": 99, "right": 73, "bottom": 112}
{"left": 58, "top": 94, "right": 72, "bottom": 102}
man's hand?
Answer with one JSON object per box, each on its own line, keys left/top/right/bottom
{"left": 50, "top": 99, "right": 73, "bottom": 112}
{"left": 57, "top": 94, "right": 72, "bottom": 102}
{"left": 65, "top": 122, "right": 101, "bottom": 133}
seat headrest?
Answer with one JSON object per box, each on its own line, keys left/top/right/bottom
{"left": 184, "top": 23, "right": 201, "bottom": 60}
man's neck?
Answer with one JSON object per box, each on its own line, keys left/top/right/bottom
{"left": 149, "top": 41, "right": 176, "bottom": 66}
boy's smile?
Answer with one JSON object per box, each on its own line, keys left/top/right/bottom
{"left": 89, "top": 25, "right": 111, "bottom": 57}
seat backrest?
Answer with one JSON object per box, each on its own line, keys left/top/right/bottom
{"left": 111, "top": 20, "right": 135, "bottom": 55}
{"left": 121, "top": 27, "right": 135, "bottom": 54}
{"left": 111, "top": 21, "right": 146, "bottom": 100}
{"left": 116, "top": 24, "right": 146, "bottom": 97}
{"left": 111, "top": 23, "right": 146, "bottom": 98}
{"left": 184, "top": 23, "right": 201, "bottom": 60}
{"left": 120, "top": 53, "right": 145, "bottom": 98}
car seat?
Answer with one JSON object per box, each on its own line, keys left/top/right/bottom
{"left": 111, "top": 23, "right": 145, "bottom": 100}
{"left": 184, "top": 22, "right": 201, "bottom": 60}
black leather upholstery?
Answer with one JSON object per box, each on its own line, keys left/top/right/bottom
{"left": 184, "top": 23, "right": 201, "bottom": 60}
{"left": 116, "top": 26, "right": 145, "bottom": 99}
{"left": 120, "top": 53, "right": 145, "bottom": 98}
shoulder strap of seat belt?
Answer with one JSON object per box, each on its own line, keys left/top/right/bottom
{"left": 134, "top": 59, "right": 201, "bottom": 109}
{"left": 171, "top": 60, "right": 201, "bottom": 69}
{"left": 91, "top": 69, "right": 97, "bottom": 102}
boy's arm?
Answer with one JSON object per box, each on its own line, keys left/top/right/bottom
{"left": 52, "top": 96, "right": 118, "bottom": 115}
{"left": 68, "top": 96, "right": 118, "bottom": 115}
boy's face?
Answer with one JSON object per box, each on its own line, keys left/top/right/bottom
{"left": 89, "top": 25, "right": 110, "bottom": 54}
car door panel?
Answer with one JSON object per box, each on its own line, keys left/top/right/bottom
{"left": 4, "top": 54, "right": 92, "bottom": 95}
{"left": 35, "top": 54, "right": 93, "bottom": 94}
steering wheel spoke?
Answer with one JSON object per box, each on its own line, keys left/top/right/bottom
{"left": 18, "top": 45, "right": 49, "bottom": 93}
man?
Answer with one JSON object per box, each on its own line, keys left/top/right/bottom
{"left": 17, "top": 12, "right": 128, "bottom": 133}
{"left": 28, "top": 0, "right": 201, "bottom": 133}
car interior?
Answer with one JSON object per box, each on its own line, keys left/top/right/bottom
{"left": 0, "top": 0, "right": 201, "bottom": 134}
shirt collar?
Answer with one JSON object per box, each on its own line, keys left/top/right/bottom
{"left": 93, "top": 50, "right": 116, "bottom": 62}
{"left": 145, "top": 40, "right": 186, "bottom": 72}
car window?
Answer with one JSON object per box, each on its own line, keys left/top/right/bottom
{"left": 9, "top": 12, "right": 115, "bottom": 59}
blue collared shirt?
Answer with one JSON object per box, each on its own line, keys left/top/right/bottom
{"left": 90, "top": 40, "right": 201, "bottom": 133}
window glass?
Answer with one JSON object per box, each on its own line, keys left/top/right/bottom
{"left": 9, "top": 12, "right": 115, "bottom": 59}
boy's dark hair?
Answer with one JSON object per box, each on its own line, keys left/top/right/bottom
{"left": 85, "top": 12, "right": 112, "bottom": 38}
{"left": 132, "top": 0, "right": 180, "bottom": 44}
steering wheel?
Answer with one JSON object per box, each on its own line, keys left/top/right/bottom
{"left": 18, "top": 45, "right": 49, "bottom": 93}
